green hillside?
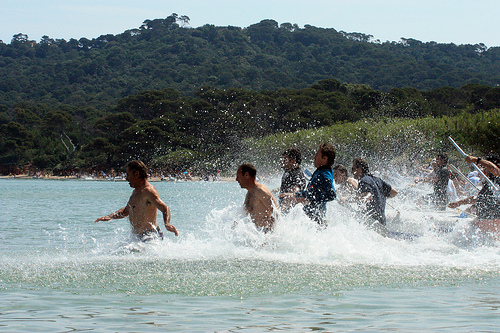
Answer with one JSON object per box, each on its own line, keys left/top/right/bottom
{"left": 1, "top": 14, "right": 499, "bottom": 109}
{"left": 1, "top": 14, "right": 499, "bottom": 175}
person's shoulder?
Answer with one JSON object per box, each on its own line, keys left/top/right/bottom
{"left": 316, "top": 167, "right": 333, "bottom": 177}
{"left": 144, "top": 182, "right": 160, "bottom": 195}
{"left": 359, "top": 174, "right": 371, "bottom": 182}
{"left": 359, "top": 174, "right": 379, "bottom": 187}
{"left": 258, "top": 182, "right": 272, "bottom": 191}
{"left": 437, "top": 167, "right": 449, "bottom": 178}
{"left": 255, "top": 183, "right": 273, "bottom": 195}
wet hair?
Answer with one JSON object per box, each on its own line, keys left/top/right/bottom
{"left": 283, "top": 147, "right": 302, "bottom": 165}
{"left": 319, "top": 143, "right": 336, "bottom": 168}
{"left": 436, "top": 152, "right": 448, "bottom": 165}
{"left": 353, "top": 158, "right": 370, "bottom": 175}
{"left": 239, "top": 163, "right": 257, "bottom": 178}
{"left": 126, "top": 160, "right": 148, "bottom": 179}
{"left": 333, "top": 164, "right": 348, "bottom": 175}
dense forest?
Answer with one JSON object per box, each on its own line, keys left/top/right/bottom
{"left": 1, "top": 14, "right": 499, "bottom": 109}
{"left": 1, "top": 77, "right": 499, "bottom": 175}
{"left": 1, "top": 14, "right": 499, "bottom": 175}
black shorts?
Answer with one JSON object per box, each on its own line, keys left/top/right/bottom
{"left": 138, "top": 227, "right": 164, "bottom": 242}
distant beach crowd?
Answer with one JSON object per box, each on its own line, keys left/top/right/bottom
{"left": 1, "top": 169, "right": 226, "bottom": 182}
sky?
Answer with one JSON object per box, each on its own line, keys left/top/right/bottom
{"left": 1, "top": 0, "right": 499, "bottom": 47}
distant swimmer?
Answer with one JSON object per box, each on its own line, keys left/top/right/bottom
{"left": 236, "top": 163, "right": 278, "bottom": 233}
{"left": 94, "top": 160, "right": 178, "bottom": 241}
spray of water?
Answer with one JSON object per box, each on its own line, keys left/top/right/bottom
{"left": 1, "top": 177, "right": 498, "bottom": 297}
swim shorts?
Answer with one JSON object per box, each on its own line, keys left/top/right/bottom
{"left": 138, "top": 227, "right": 164, "bottom": 242}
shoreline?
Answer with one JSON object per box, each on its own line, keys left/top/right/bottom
{"left": 0, "top": 174, "right": 235, "bottom": 182}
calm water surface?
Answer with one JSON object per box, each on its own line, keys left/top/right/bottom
{"left": 1, "top": 178, "right": 499, "bottom": 332}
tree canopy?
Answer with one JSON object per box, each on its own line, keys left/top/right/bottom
{"left": 1, "top": 77, "right": 499, "bottom": 175}
{"left": 1, "top": 15, "right": 499, "bottom": 109}
{"left": 2, "top": 15, "right": 499, "bottom": 175}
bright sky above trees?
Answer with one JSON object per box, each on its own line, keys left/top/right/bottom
{"left": 1, "top": 0, "right": 498, "bottom": 47}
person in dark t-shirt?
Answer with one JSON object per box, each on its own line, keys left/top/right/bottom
{"left": 279, "top": 148, "right": 307, "bottom": 213}
{"left": 352, "top": 158, "right": 398, "bottom": 226}
{"left": 431, "top": 153, "right": 450, "bottom": 209}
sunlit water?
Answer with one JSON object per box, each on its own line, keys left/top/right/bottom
{"left": 1, "top": 177, "right": 499, "bottom": 332}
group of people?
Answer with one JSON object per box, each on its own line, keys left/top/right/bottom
{"left": 94, "top": 144, "right": 500, "bottom": 241}
{"left": 232, "top": 143, "right": 399, "bottom": 234}
{"left": 414, "top": 151, "right": 500, "bottom": 223}
{"left": 447, "top": 155, "right": 500, "bottom": 222}
{"left": 94, "top": 143, "right": 400, "bottom": 241}
{"left": 276, "top": 144, "right": 397, "bottom": 230}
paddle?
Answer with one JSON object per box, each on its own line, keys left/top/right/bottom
{"left": 448, "top": 136, "right": 500, "bottom": 200}
{"left": 448, "top": 164, "right": 480, "bottom": 192}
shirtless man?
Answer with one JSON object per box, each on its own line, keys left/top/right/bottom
{"left": 94, "top": 160, "right": 178, "bottom": 240}
{"left": 236, "top": 163, "right": 278, "bottom": 233}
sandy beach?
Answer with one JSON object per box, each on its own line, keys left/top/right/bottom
{"left": 0, "top": 174, "right": 235, "bottom": 182}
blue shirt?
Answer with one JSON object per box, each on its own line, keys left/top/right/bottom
{"left": 296, "top": 166, "right": 336, "bottom": 223}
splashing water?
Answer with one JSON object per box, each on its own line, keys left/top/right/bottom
{"left": 1, "top": 178, "right": 499, "bottom": 331}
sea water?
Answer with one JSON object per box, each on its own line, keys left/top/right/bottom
{"left": 1, "top": 177, "right": 499, "bottom": 332}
